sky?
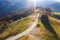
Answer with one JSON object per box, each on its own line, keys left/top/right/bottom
{"left": 55, "top": 0, "right": 60, "bottom": 2}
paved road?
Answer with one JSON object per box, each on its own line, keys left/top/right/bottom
{"left": 6, "top": 13, "right": 39, "bottom": 40}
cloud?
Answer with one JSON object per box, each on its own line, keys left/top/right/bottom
{"left": 54, "top": 0, "right": 60, "bottom": 2}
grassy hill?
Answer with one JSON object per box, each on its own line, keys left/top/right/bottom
{"left": 0, "top": 17, "right": 34, "bottom": 40}
{"left": 18, "top": 16, "right": 60, "bottom": 40}
{"left": 0, "top": 12, "right": 60, "bottom": 40}
{"left": 53, "top": 12, "right": 60, "bottom": 16}
{"left": 37, "top": 16, "right": 60, "bottom": 40}
{"left": 49, "top": 16, "right": 60, "bottom": 39}
{"left": 53, "top": 12, "right": 60, "bottom": 19}
{"left": 0, "top": 12, "right": 37, "bottom": 40}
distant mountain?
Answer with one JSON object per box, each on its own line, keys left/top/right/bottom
{"left": 48, "top": 2, "right": 60, "bottom": 12}
{"left": 0, "top": 0, "right": 27, "bottom": 18}
{"left": 0, "top": 8, "right": 33, "bottom": 21}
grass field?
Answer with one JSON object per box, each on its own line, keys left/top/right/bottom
{"left": 0, "top": 17, "right": 34, "bottom": 39}
{"left": 53, "top": 12, "right": 60, "bottom": 19}
{"left": 38, "top": 16, "right": 60, "bottom": 40}
{"left": 53, "top": 12, "right": 60, "bottom": 16}
{"left": 0, "top": 12, "right": 60, "bottom": 40}
{"left": 36, "top": 19, "right": 57, "bottom": 40}
{"left": 18, "top": 16, "right": 60, "bottom": 40}
{"left": 49, "top": 16, "right": 60, "bottom": 39}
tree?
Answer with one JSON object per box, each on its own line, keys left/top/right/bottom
{"left": 45, "top": 7, "right": 53, "bottom": 16}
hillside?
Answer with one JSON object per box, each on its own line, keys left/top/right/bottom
{"left": 53, "top": 12, "right": 60, "bottom": 16}
{"left": 49, "top": 16, "right": 60, "bottom": 39}
{"left": 0, "top": 8, "right": 60, "bottom": 40}
{"left": 0, "top": 14, "right": 36, "bottom": 40}
{"left": 53, "top": 12, "right": 60, "bottom": 19}
{"left": 48, "top": 2, "right": 60, "bottom": 12}
{"left": 17, "top": 16, "right": 60, "bottom": 40}
{"left": 0, "top": 11, "right": 39, "bottom": 40}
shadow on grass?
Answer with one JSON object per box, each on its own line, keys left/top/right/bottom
{"left": 40, "top": 15, "right": 59, "bottom": 40}
{"left": 53, "top": 14, "right": 60, "bottom": 19}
